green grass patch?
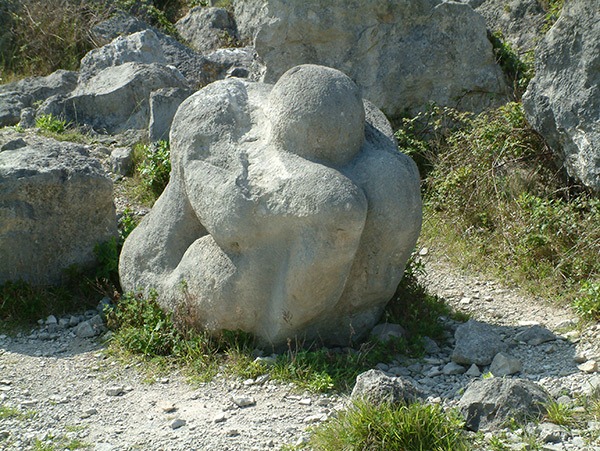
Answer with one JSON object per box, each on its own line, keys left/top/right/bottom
{"left": 106, "top": 257, "right": 455, "bottom": 392}
{"left": 0, "top": 404, "right": 37, "bottom": 420}
{"left": 401, "top": 101, "right": 600, "bottom": 319}
{"left": 306, "top": 399, "right": 470, "bottom": 451}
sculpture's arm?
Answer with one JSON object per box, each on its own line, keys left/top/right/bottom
{"left": 183, "top": 159, "right": 258, "bottom": 252}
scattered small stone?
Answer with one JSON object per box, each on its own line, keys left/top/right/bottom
{"left": 460, "top": 297, "right": 472, "bottom": 305}
{"left": 517, "top": 320, "right": 540, "bottom": 327}
{"left": 21, "top": 400, "right": 38, "bottom": 408}
{"left": 74, "top": 321, "right": 98, "bottom": 338}
{"left": 298, "top": 398, "right": 311, "bottom": 405}
{"left": 169, "top": 418, "right": 186, "bottom": 429}
{"left": 573, "top": 353, "right": 587, "bottom": 364}
{"left": 490, "top": 352, "right": 522, "bottom": 376}
{"left": 443, "top": 361, "right": 466, "bottom": 375}
{"left": 515, "top": 325, "right": 556, "bottom": 346}
{"left": 231, "top": 395, "right": 256, "bottom": 407}
{"left": 465, "top": 364, "right": 481, "bottom": 377}
{"left": 0, "top": 430, "right": 9, "bottom": 439}
{"left": 46, "top": 315, "right": 58, "bottom": 325}
{"left": 106, "top": 386, "right": 124, "bottom": 397}
{"left": 81, "top": 408, "right": 98, "bottom": 418}
{"left": 304, "top": 414, "right": 327, "bottom": 424}
{"left": 226, "top": 429, "right": 240, "bottom": 437}
{"left": 578, "top": 360, "right": 598, "bottom": 373}
{"left": 159, "top": 377, "right": 170, "bottom": 384}
{"left": 419, "top": 247, "right": 428, "bottom": 256}
{"left": 213, "top": 411, "right": 226, "bottom": 423}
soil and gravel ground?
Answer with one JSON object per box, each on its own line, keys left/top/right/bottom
{"left": 2, "top": 248, "right": 600, "bottom": 450}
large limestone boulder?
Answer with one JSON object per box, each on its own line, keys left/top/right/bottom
{"left": 522, "top": 0, "right": 600, "bottom": 191}
{"left": 0, "top": 131, "right": 117, "bottom": 285}
{"left": 474, "top": 0, "right": 546, "bottom": 52}
{"left": 90, "top": 14, "right": 228, "bottom": 88}
{"left": 120, "top": 64, "right": 422, "bottom": 347}
{"left": 175, "top": 7, "right": 237, "bottom": 54}
{"left": 459, "top": 378, "right": 550, "bottom": 431}
{"left": 78, "top": 30, "right": 167, "bottom": 83}
{"left": 0, "top": 70, "right": 78, "bottom": 127}
{"left": 231, "top": 0, "right": 508, "bottom": 117}
{"left": 44, "top": 62, "right": 189, "bottom": 135}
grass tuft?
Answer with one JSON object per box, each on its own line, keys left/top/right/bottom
{"left": 307, "top": 399, "right": 469, "bottom": 451}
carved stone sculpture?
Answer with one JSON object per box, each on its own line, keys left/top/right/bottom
{"left": 119, "top": 64, "right": 422, "bottom": 346}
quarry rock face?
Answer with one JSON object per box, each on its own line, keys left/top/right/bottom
{"left": 522, "top": 0, "right": 600, "bottom": 192}
{"left": 0, "top": 132, "right": 117, "bottom": 285}
{"left": 119, "top": 65, "right": 422, "bottom": 347}
{"left": 232, "top": 0, "right": 508, "bottom": 117}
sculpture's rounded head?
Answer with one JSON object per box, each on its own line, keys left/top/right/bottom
{"left": 267, "top": 64, "right": 365, "bottom": 166}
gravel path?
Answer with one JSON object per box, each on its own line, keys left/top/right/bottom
{"left": 1, "top": 247, "right": 600, "bottom": 450}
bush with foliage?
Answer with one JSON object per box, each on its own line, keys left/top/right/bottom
{"left": 400, "top": 101, "right": 600, "bottom": 315}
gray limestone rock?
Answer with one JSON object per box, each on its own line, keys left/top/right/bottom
{"left": 452, "top": 319, "right": 509, "bottom": 366}
{"left": 231, "top": 0, "right": 508, "bottom": 117}
{"left": 90, "top": 14, "right": 225, "bottom": 88}
{"left": 0, "top": 132, "right": 117, "bottom": 285}
{"left": 371, "top": 323, "right": 406, "bottom": 343}
{"left": 476, "top": 0, "right": 546, "bottom": 51}
{"left": 0, "top": 93, "right": 25, "bottom": 127}
{"left": 110, "top": 147, "right": 134, "bottom": 176}
{"left": 119, "top": 64, "right": 422, "bottom": 347}
{"left": 522, "top": 0, "right": 600, "bottom": 192}
{"left": 458, "top": 377, "right": 550, "bottom": 431}
{"left": 351, "top": 369, "right": 424, "bottom": 405}
{"left": 148, "top": 87, "right": 194, "bottom": 142}
{"left": 78, "top": 30, "right": 167, "bottom": 84}
{"left": 62, "top": 62, "right": 189, "bottom": 134}
{"left": 175, "top": 7, "right": 237, "bottom": 54}
{"left": 515, "top": 325, "right": 557, "bottom": 345}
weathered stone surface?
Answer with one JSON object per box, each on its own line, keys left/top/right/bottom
{"left": 0, "top": 131, "right": 117, "bottom": 285}
{"left": 452, "top": 319, "right": 508, "bottom": 366}
{"left": 119, "top": 64, "right": 422, "bottom": 346}
{"left": 351, "top": 370, "right": 424, "bottom": 405}
{"left": 0, "top": 70, "right": 78, "bottom": 101}
{"left": 0, "top": 93, "right": 25, "bottom": 128}
{"left": 148, "top": 87, "right": 194, "bottom": 142}
{"left": 176, "top": 7, "right": 237, "bottom": 54}
{"left": 110, "top": 147, "right": 134, "bottom": 176}
{"left": 476, "top": 0, "right": 546, "bottom": 51}
{"left": 522, "top": 0, "right": 600, "bottom": 192}
{"left": 91, "top": 14, "right": 225, "bottom": 88}
{"left": 458, "top": 378, "right": 550, "bottom": 431}
{"left": 232, "top": 0, "right": 508, "bottom": 117}
{"left": 62, "top": 63, "right": 189, "bottom": 134}
{"left": 0, "top": 70, "right": 77, "bottom": 127}
{"left": 78, "top": 30, "right": 167, "bottom": 84}
{"left": 205, "top": 47, "right": 256, "bottom": 79}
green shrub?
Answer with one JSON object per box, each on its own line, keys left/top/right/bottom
{"left": 489, "top": 31, "right": 534, "bottom": 96}
{"left": 133, "top": 140, "right": 172, "bottom": 201}
{"left": 403, "top": 101, "right": 600, "bottom": 313}
{"left": 0, "top": 0, "right": 104, "bottom": 81}
{"left": 573, "top": 282, "right": 600, "bottom": 321}
{"left": 35, "top": 114, "right": 68, "bottom": 133}
{"left": 307, "top": 399, "right": 470, "bottom": 451}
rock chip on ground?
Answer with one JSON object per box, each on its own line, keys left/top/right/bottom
{"left": 515, "top": 325, "right": 557, "bottom": 346}
{"left": 351, "top": 369, "right": 424, "bottom": 405}
{"left": 452, "top": 319, "right": 508, "bottom": 366}
{"left": 490, "top": 352, "right": 522, "bottom": 376}
{"left": 458, "top": 377, "right": 550, "bottom": 431}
